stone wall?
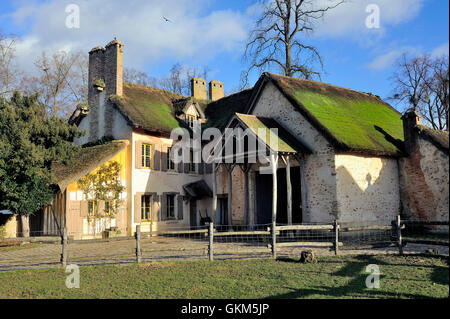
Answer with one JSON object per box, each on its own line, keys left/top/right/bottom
{"left": 399, "top": 137, "right": 449, "bottom": 221}
{"left": 335, "top": 155, "right": 400, "bottom": 225}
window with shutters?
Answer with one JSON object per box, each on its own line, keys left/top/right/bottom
{"left": 88, "top": 200, "right": 96, "bottom": 217}
{"left": 141, "top": 195, "right": 152, "bottom": 221}
{"left": 167, "top": 194, "right": 175, "bottom": 219}
{"left": 142, "top": 143, "right": 152, "bottom": 168}
{"left": 105, "top": 201, "right": 112, "bottom": 216}
{"left": 167, "top": 147, "right": 175, "bottom": 171}
{"left": 186, "top": 114, "right": 196, "bottom": 129}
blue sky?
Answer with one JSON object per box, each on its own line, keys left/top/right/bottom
{"left": 0, "top": 0, "right": 448, "bottom": 110}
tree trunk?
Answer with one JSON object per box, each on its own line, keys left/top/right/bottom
{"left": 20, "top": 214, "right": 30, "bottom": 237}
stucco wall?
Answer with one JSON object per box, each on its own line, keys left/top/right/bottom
{"left": 250, "top": 81, "right": 337, "bottom": 223}
{"left": 335, "top": 155, "right": 400, "bottom": 225}
{"left": 131, "top": 131, "right": 210, "bottom": 233}
{"left": 74, "top": 99, "right": 131, "bottom": 146}
{"left": 399, "top": 137, "right": 449, "bottom": 221}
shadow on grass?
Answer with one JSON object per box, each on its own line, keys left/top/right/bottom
{"left": 270, "top": 255, "right": 448, "bottom": 299}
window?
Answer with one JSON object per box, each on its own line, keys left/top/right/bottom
{"left": 88, "top": 201, "right": 96, "bottom": 217}
{"left": 141, "top": 195, "right": 151, "bottom": 221}
{"left": 142, "top": 143, "right": 152, "bottom": 168}
{"left": 167, "top": 147, "right": 175, "bottom": 171}
{"left": 167, "top": 195, "right": 175, "bottom": 219}
{"left": 105, "top": 201, "right": 112, "bottom": 216}
{"left": 186, "top": 114, "right": 196, "bottom": 129}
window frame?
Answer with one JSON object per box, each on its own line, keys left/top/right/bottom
{"left": 186, "top": 114, "right": 196, "bottom": 129}
{"left": 88, "top": 200, "right": 96, "bottom": 217}
{"left": 141, "top": 195, "right": 152, "bottom": 222}
{"left": 104, "top": 200, "right": 112, "bottom": 217}
{"left": 141, "top": 143, "right": 152, "bottom": 169}
{"left": 167, "top": 194, "right": 175, "bottom": 220}
{"left": 167, "top": 146, "right": 176, "bottom": 171}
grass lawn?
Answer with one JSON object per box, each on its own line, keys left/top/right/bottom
{"left": 0, "top": 254, "right": 447, "bottom": 299}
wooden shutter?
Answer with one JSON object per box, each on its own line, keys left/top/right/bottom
{"left": 80, "top": 200, "right": 88, "bottom": 217}
{"left": 177, "top": 194, "right": 184, "bottom": 220}
{"left": 135, "top": 141, "right": 143, "bottom": 169}
{"left": 161, "top": 146, "right": 168, "bottom": 172}
{"left": 134, "top": 194, "right": 141, "bottom": 223}
{"left": 154, "top": 146, "right": 161, "bottom": 171}
{"left": 152, "top": 194, "right": 160, "bottom": 221}
{"left": 161, "top": 193, "right": 167, "bottom": 221}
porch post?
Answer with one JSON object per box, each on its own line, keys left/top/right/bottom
{"left": 212, "top": 162, "right": 217, "bottom": 223}
{"left": 286, "top": 155, "right": 292, "bottom": 225}
{"left": 227, "top": 164, "right": 233, "bottom": 226}
{"left": 271, "top": 153, "right": 278, "bottom": 224}
{"left": 244, "top": 164, "right": 250, "bottom": 226}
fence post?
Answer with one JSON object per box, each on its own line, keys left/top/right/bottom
{"left": 60, "top": 228, "right": 67, "bottom": 266}
{"left": 135, "top": 225, "right": 142, "bottom": 263}
{"left": 271, "top": 221, "right": 277, "bottom": 259}
{"left": 334, "top": 220, "right": 339, "bottom": 255}
{"left": 396, "top": 215, "right": 403, "bottom": 255}
{"left": 208, "top": 222, "right": 214, "bottom": 261}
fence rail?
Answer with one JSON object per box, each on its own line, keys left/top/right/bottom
{"left": 1, "top": 217, "right": 448, "bottom": 270}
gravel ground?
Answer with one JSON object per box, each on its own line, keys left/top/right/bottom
{"left": 0, "top": 236, "right": 447, "bottom": 271}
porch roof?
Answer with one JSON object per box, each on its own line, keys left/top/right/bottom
{"left": 234, "top": 113, "right": 312, "bottom": 154}
{"left": 183, "top": 180, "right": 213, "bottom": 199}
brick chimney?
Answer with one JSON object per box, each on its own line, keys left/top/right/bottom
{"left": 191, "top": 77, "right": 207, "bottom": 100}
{"left": 87, "top": 39, "right": 124, "bottom": 142}
{"left": 401, "top": 110, "right": 422, "bottom": 155}
{"left": 209, "top": 80, "right": 224, "bottom": 101}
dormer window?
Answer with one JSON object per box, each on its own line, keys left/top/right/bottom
{"left": 186, "top": 114, "right": 196, "bottom": 129}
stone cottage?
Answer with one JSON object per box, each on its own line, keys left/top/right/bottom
{"left": 28, "top": 39, "right": 448, "bottom": 239}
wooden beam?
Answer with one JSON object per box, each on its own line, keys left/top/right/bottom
{"left": 286, "top": 155, "right": 292, "bottom": 225}
{"left": 227, "top": 164, "right": 233, "bottom": 226}
{"left": 271, "top": 153, "right": 278, "bottom": 223}
{"left": 212, "top": 162, "right": 217, "bottom": 223}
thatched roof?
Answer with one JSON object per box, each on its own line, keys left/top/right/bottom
{"left": 247, "top": 73, "right": 405, "bottom": 156}
{"left": 52, "top": 140, "right": 128, "bottom": 191}
{"left": 109, "top": 83, "right": 185, "bottom": 135}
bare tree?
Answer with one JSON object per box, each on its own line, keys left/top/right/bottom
{"left": 390, "top": 53, "right": 449, "bottom": 131}
{"left": 124, "top": 67, "right": 158, "bottom": 87}
{"left": 21, "top": 50, "right": 88, "bottom": 117}
{"left": 0, "top": 32, "right": 21, "bottom": 97}
{"left": 241, "top": 0, "right": 344, "bottom": 87}
{"left": 160, "top": 63, "right": 210, "bottom": 96}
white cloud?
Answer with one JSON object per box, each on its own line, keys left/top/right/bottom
{"left": 8, "top": 0, "right": 250, "bottom": 73}
{"left": 312, "top": 0, "right": 424, "bottom": 42}
{"left": 431, "top": 42, "right": 449, "bottom": 57}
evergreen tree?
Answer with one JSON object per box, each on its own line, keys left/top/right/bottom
{"left": 0, "top": 92, "right": 82, "bottom": 236}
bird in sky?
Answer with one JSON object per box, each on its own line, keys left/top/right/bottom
{"left": 163, "top": 16, "right": 172, "bottom": 23}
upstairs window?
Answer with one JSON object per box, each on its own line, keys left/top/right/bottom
{"left": 186, "top": 114, "right": 196, "bottom": 129}
{"left": 142, "top": 143, "right": 152, "bottom": 168}
{"left": 167, "top": 147, "right": 176, "bottom": 171}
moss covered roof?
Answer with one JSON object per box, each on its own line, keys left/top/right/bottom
{"left": 254, "top": 73, "right": 405, "bottom": 156}
{"left": 203, "top": 89, "right": 253, "bottom": 130}
{"left": 235, "top": 113, "right": 311, "bottom": 154}
{"left": 52, "top": 140, "right": 128, "bottom": 191}
{"left": 416, "top": 125, "right": 449, "bottom": 154}
{"left": 110, "top": 83, "right": 185, "bottom": 135}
